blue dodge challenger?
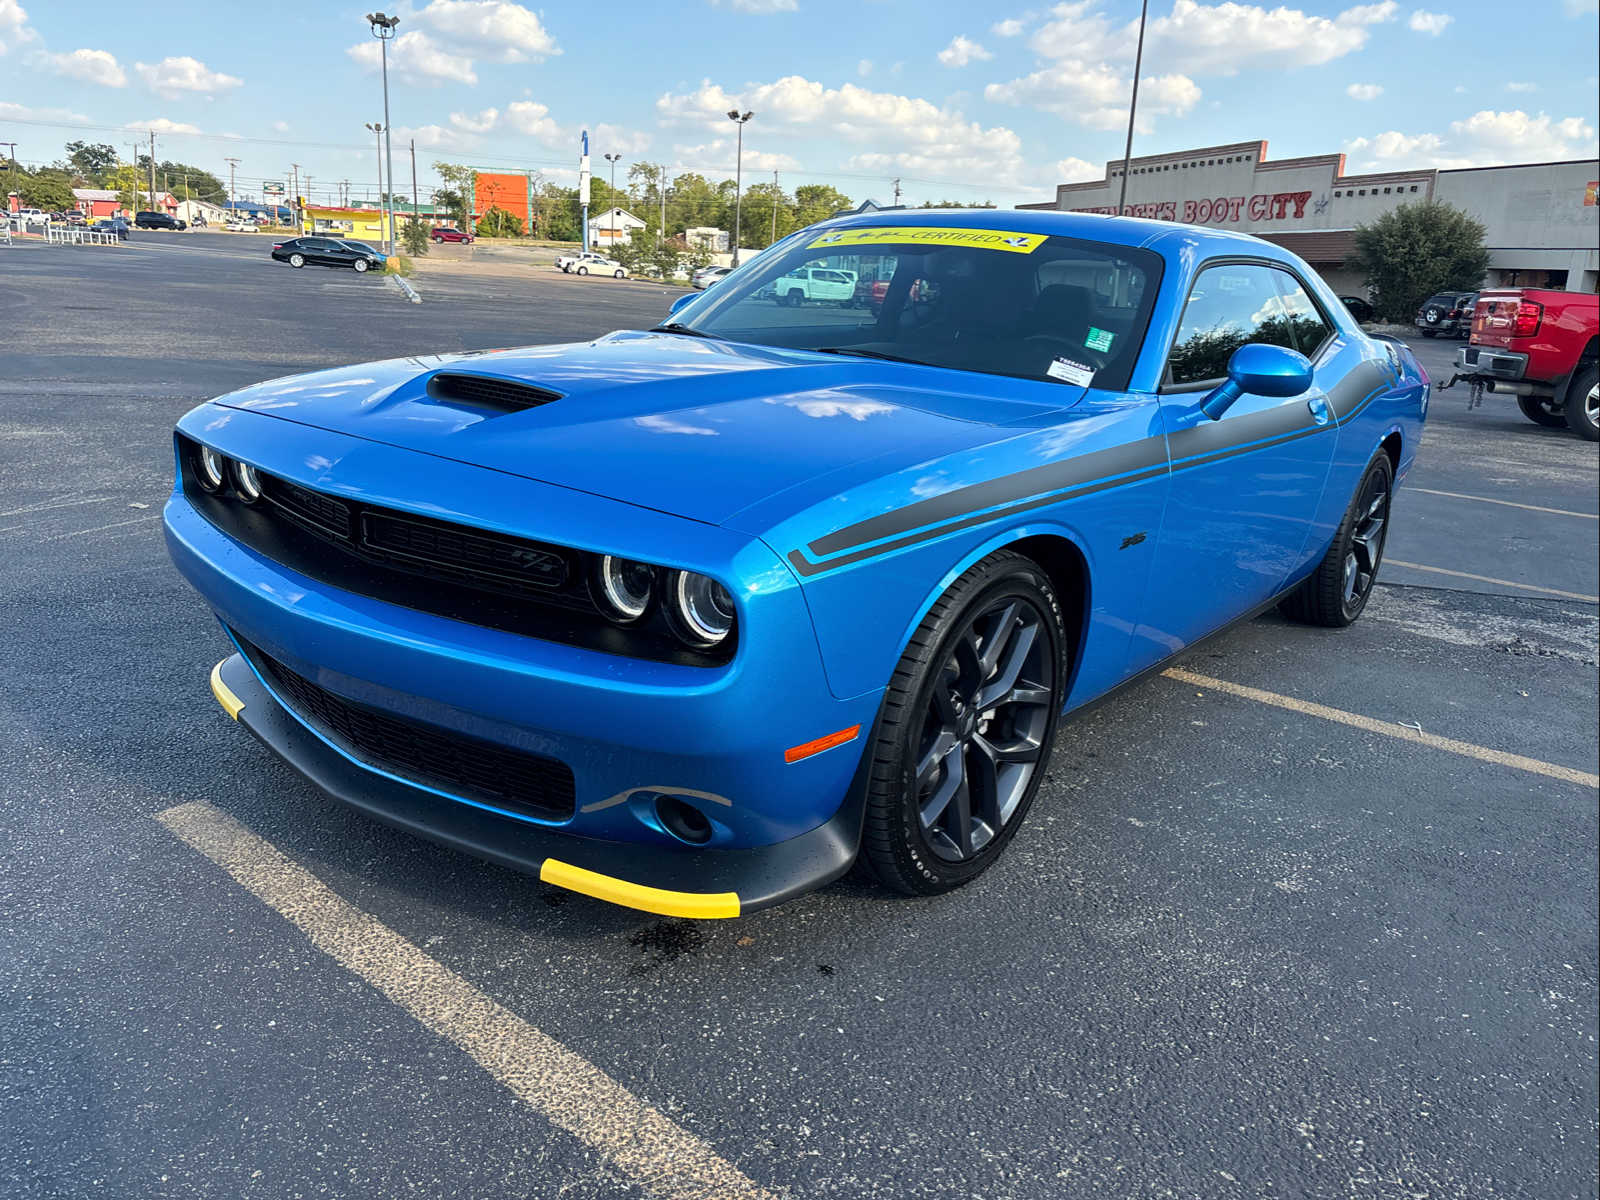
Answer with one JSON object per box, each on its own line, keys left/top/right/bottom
{"left": 165, "top": 210, "right": 1428, "bottom": 917}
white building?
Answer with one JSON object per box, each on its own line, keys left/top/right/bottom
{"left": 177, "top": 199, "right": 230, "bottom": 227}
{"left": 1022, "top": 139, "right": 1600, "bottom": 294}
{"left": 685, "top": 225, "right": 730, "bottom": 253}
{"left": 590, "top": 207, "right": 646, "bottom": 247}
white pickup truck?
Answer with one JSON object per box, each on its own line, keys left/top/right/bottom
{"left": 772, "top": 266, "right": 857, "bottom": 306}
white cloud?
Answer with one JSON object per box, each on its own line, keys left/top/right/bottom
{"left": 348, "top": 30, "right": 476, "bottom": 85}
{"left": 657, "top": 75, "right": 1031, "bottom": 185}
{"left": 1345, "top": 109, "right": 1598, "bottom": 169}
{"left": 937, "top": 35, "right": 993, "bottom": 67}
{"left": 992, "top": 16, "right": 1027, "bottom": 36}
{"left": 1031, "top": 0, "right": 1396, "bottom": 76}
{"left": 1346, "top": 82, "right": 1383, "bottom": 100}
{"left": 986, "top": 63, "right": 1201, "bottom": 131}
{"left": 0, "top": 98, "right": 90, "bottom": 124}
{"left": 708, "top": 0, "right": 797, "bottom": 10}
{"left": 0, "top": 0, "right": 36, "bottom": 55}
{"left": 1564, "top": 0, "right": 1598, "bottom": 13}
{"left": 413, "top": 0, "right": 559, "bottom": 62}
{"left": 1050, "top": 156, "right": 1101, "bottom": 183}
{"left": 125, "top": 117, "right": 203, "bottom": 135}
{"left": 272, "top": 120, "right": 289, "bottom": 132}
{"left": 594, "top": 122, "right": 652, "bottom": 154}
{"left": 1407, "top": 9, "right": 1452, "bottom": 33}
{"left": 673, "top": 138, "right": 801, "bottom": 172}
{"left": 1504, "top": 81, "right": 1537, "bottom": 93}
{"left": 503, "top": 99, "right": 565, "bottom": 144}
{"left": 395, "top": 122, "right": 478, "bottom": 151}
{"left": 31, "top": 47, "right": 125, "bottom": 86}
{"left": 857, "top": 58, "right": 873, "bottom": 76}
{"left": 449, "top": 107, "right": 500, "bottom": 134}
{"left": 134, "top": 55, "right": 242, "bottom": 98}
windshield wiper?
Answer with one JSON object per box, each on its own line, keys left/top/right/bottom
{"left": 812, "top": 346, "right": 917, "bottom": 364}
{"left": 649, "top": 322, "right": 723, "bottom": 339}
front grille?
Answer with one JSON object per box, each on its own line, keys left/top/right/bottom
{"left": 360, "top": 509, "right": 569, "bottom": 594}
{"left": 263, "top": 475, "right": 353, "bottom": 540}
{"left": 427, "top": 372, "right": 560, "bottom": 413}
{"left": 243, "top": 637, "right": 576, "bottom": 822}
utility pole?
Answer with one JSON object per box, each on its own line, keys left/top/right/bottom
{"left": 148, "top": 130, "right": 157, "bottom": 214}
{"left": 364, "top": 125, "right": 384, "bottom": 241}
{"left": 892, "top": 177, "right": 901, "bottom": 205}
{"left": 410, "top": 139, "right": 419, "bottom": 237}
{"left": 725, "top": 109, "right": 753, "bottom": 265}
{"left": 367, "top": 12, "right": 400, "bottom": 254}
{"left": 291, "top": 163, "right": 301, "bottom": 230}
{"left": 224, "top": 156, "right": 240, "bottom": 219}
{"left": 771, "top": 169, "right": 779, "bottom": 245}
{"left": 1117, "top": 0, "right": 1150, "bottom": 216}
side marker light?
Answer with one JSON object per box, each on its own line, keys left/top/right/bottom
{"left": 784, "top": 724, "right": 862, "bottom": 764}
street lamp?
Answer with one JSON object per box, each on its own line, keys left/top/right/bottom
{"left": 725, "top": 109, "right": 753, "bottom": 265}
{"left": 603, "top": 152, "right": 621, "bottom": 243}
{"left": 365, "top": 122, "right": 386, "bottom": 240}
{"left": 1116, "top": 0, "right": 1150, "bottom": 217}
{"left": 366, "top": 11, "right": 400, "bottom": 253}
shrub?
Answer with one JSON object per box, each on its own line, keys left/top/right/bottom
{"left": 1348, "top": 201, "right": 1491, "bottom": 322}
{"left": 400, "top": 218, "right": 430, "bottom": 256}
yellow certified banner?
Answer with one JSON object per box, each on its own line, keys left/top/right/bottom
{"left": 806, "top": 226, "right": 1048, "bottom": 254}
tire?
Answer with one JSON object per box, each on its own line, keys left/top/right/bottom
{"left": 786, "top": 289, "right": 803, "bottom": 306}
{"left": 1279, "top": 450, "right": 1394, "bottom": 628}
{"left": 1517, "top": 393, "right": 1568, "bottom": 428}
{"left": 288, "top": 253, "right": 304, "bottom": 268}
{"left": 1562, "top": 364, "right": 1599, "bottom": 442}
{"left": 859, "top": 550, "right": 1067, "bottom": 896}
{"left": 614, "top": 270, "right": 624, "bottom": 279}
{"left": 353, "top": 259, "right": 369, "bottom": 272}
{"left": 577, "top": 266, "right": 588, "bottom": 275}
{"left": 431, "top": 236, "right": 442, "bottom": 244}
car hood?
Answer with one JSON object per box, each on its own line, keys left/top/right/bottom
{"left": 210, "top": 330, "right": 1077, "bottom": 525}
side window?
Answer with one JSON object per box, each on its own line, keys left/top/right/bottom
{"left": 1167, "top": 263, "right": 1296, "bottom": 385}
{"left": 1273, "top": 270, "right": 1333, "bottom": 357}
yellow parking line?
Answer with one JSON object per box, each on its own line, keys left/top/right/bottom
{"left": 156, "top": 802, "right": 777, "bottom": 1200}
{"left": 1385, "top": 560, "right": 1599, "bottom": 603}
{"left": 1407, "top": 487, "right": 1598, "bottom": 520}
{"left": 1162, "top": 668, "right": 1599, "bottom": 788}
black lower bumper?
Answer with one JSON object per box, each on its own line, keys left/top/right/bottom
{"left": 210, "top": 654, "right": 863, "bottom": 917}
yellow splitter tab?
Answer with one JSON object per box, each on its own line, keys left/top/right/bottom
{"left": 806, "top": 226, "right": 1048, "bottom": 254}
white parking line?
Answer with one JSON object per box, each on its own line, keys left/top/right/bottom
{"left": 1386, "top": 560, "right": 1599, "bottom": 604}
{"left": 1163, "top": 668, "right": 1599, "bottom": 788}
{"left": 1407, "top": 487, "right": 1598, "bottom": 520}
{"left": 156, "top": 801, "right": 778, "bottom": 1200}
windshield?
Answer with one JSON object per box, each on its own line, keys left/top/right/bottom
{"left": 675, "top": 224, "right": 1162, "bottom": 390}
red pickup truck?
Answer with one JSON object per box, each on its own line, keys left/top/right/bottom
{"left": 1451, "top": 288, "right": 1599, "bottom": 440}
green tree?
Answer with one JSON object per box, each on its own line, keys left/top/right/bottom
{"left": 735, "top": 180, "right": 795, "bottom": 250}
{"left": 1349, "top": 201, "right": 1491, "bottom": 322}
{"left": 108, "top": 163, "right": 142, "bottom": 213}
{"left": 475, "top": 206, "right": 524, "bottom": 238}
{"left": 17, "top": 168, "right": 75, "bottom": 211}
{"left": 62, "top": 140, "right": 118, "bottom": 181}
{"left": 157, "top": 161, "right": 227, "bottom": 204}
{"left": 432, "top": 162, "right": 476, "bottom": 225}
{"left": 400, "top": 217, "right": 431, "bottom": 255}
{"left": 792, "top": 184, "right": 852, "bottom": 227}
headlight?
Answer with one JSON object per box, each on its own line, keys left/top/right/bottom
{"left": 197, "top": 446, "right": 227, "bottom": 492}
{"left": 233, "top": 461, "right": 262, "bottom": 502}
{"left": 592, "top": 555, "right": 655, "bottom": 623}
{"left": 667, "top": 570, "right": 735, "bottom": 647}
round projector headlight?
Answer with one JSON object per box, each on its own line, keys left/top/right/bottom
{"left": 669, "top": 570, "right": 735, "bottom": 647}
{"left": 594, "top": 555, "right": 655, "bottom": 623}
{"left": 233, "top": 461, "right": 262, "bottom": 502}
{"left": 197, "top": 446, "right": 227, "bottom": 492}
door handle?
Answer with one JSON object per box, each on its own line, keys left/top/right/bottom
{"left": 1307, "top": 394, "right": 1332, "bottom": 425}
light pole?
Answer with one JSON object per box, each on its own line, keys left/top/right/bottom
{"left": 603, "top": 152, "right": 621, "bottom": 247}
{"left": 366, "top": 11, "right": 400, "bottom": 253}
{"left": 1116, "top": 0, "right": 1150, "bottom": 217}
{"left": 725, "top": 109, "right": 753, "bottom": 265}
{"left": 365, "top": 123, "right": 385, "bottom": 240}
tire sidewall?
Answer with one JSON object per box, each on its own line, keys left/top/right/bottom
{"left": 873, "top": 557, "right": 1067, "bottom": 893}
{"left": 1564, "top": 365, "right": 1599, "bottom": 441}
{"left": 1340, "top": 452, "right": 1395, "bottom": 623}
{"left": 289, "top": 253, "right": 304, "bottom": 267}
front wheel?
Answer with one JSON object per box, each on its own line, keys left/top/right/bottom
{"left": 1280, "top": 450, "right": 1394, "bottom": 627}
{"left": 353, "top": 259, "right": 369, "bottom": 272}
{"left": 576, "top": 266, "right": 588, "bottom": 275}
{"left": 1563, "top": 365, "right": 1598, "bottom": 442}
{"left": 1517, "top": 394, "right": 1568, "bottom": 428}
{"left": 859, "top": 551, "right": 1066, "bottom": 896}
{"left": 288, "top": 253, "right": 304, "bottom": 268}
{"left": 613, "top": 270, "right": 624, "bottom": 279}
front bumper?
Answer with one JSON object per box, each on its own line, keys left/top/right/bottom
{"left": 209, "top": 655, "right": 864, "bottom": 916}
{"left": 1454, "top": 345, "right": 1528, "bottom": 381}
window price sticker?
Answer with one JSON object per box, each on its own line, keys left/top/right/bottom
{"left": 1047, "top": 357, "right": 1095, "bottom": 386}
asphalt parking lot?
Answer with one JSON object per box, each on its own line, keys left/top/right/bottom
{"left": 2, "top": 234, "right": 1596, "bottom": 1200}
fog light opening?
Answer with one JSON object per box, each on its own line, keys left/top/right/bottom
{"left": 656, "top": 794, "right": 713, "bottom": 845}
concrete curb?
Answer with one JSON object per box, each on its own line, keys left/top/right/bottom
{"left": 389, "top": 274, "right": 422, "bottom": 304}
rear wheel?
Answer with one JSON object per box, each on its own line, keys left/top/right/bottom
{"left": 1280, "top": 451, "right": 1393, "bottom": 627}
{"left": 577, "top": 266, "right": 588, "bottom": 275}
{"left": 1564, "top": 365, "right": 1599, "bottom": 441}
{"left": 1517, "top": 394, "right": 1568, "bottom": 428}
{"left": 288, "top": 253, "right": 304, "bottom": 268}
{"left": 860, "top": 551, "right": 1066, "bottom": 896}
{"left": 614, "top": 269, "right": 624, "bottom": 279}
{"left": 786, "top": 289, "right": 804, "bottom": 306}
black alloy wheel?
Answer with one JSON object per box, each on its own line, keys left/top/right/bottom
{"left": 914, "top": 596, "right": 1055, "bottom": 862}
{"left": 1340, "top": 467, "right": 1390, "bottom": 619}
{"left": 1280, "top": 450, "right": 1394, "bottom": 628}
{"left": 859, "top": 550, "right": 1067, "bottom": 895}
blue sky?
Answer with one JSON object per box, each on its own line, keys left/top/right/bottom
{"left": 3, "top": 0, "right": 1596, "bottom": 209}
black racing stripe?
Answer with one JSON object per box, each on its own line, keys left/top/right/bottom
{"left": 1167, "top": 399, "right": 1315, "bottom": 462}
{"left": 806, "top": 436, "right": 1167, "bottom": 558}
{"left": 1326, "top": 360, "right": 1389, "bottom": 421}
{"left": 788, "top": 462, "right": 1171, "bottom": 577}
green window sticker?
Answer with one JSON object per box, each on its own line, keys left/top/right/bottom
{"left": 1086, "top": 326, "right": 1115, "bottom": 352}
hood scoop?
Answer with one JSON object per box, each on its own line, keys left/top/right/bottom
{"left": 426, "top": 372, "right": 562, "bottom": 414}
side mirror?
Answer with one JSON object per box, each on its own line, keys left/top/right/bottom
{"left": 667, "top": 292, "right": 696, "bottom": 315}
{"left": 1200, "top": 342, "right": 1313, "bottom": 420}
